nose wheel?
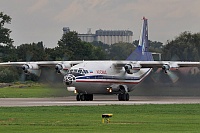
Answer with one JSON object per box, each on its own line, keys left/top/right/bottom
{"left": 76, "top": 94, "right": 93, "bottom": 101}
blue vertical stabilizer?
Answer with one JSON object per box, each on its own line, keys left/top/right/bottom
{"left": 126, "top": 17, "right": 154, "bottom": 61}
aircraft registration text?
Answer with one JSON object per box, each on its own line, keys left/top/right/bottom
{"left": 96, "top": 70, "right": 107, "bottom": 74}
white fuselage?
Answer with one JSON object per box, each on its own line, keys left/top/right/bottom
{"left": 66, "top": 61, "right": 152, "bottom": 94}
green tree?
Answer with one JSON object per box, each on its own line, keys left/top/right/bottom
{"left": 149, "top": 40, "right": 163, "bottom": 53}
{"left": 44, "top": 47, "right": 57, "bottom": 61}
{"left": 0, "top": 45, "right": 17, "bottom": 62}
{"left": 108, "top": 43, "right": 135, "bottom": 60}
{"left": 133, "top": 40, "right": 139, "bottom": 47}
{"left": 162, "top": 32, "right": 200, "bottom": 61}
{"left": 16, "top": 42, "right": 46, "bottom": 61}
{"left": 0, "top": 67, "right": 19, "bottom": 83}
{"left": 0, "top": 12, "right": 13, "bottom": 47}
{"left": 57, "top": 31, "right": 81, "bottom": 60}
{"left": 57, "top": 31, "right": 106, "bottom": 60}
{"left": 0, "top": 12, "right": 16, "bottom": 62}
{"left": 91, "top": 46, "right": 107, "bottom": 60}
{"left": 133, "top": 40, "right": 163, "bottom": 53}
{"left": 92, "top": 41, "right": 110, "bottom": 51}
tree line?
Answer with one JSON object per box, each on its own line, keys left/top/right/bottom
{"left": 162, "top": 31, "right": 200, "bottom": 61}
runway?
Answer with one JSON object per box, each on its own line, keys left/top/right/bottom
{"left": 1, "top": 96, "right": 200, "bottom": 107}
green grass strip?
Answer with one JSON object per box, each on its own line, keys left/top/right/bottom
{"left": 0, "top": 82, "right": 71, "bottom": 98}
{"left": 0, "top": 104, "right": 200, "bottom": 133}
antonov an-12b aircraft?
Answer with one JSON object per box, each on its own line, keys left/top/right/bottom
{"left": 1, "top": 17, "right": 200, "bottom": 101}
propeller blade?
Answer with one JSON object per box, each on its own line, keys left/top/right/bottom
{"left": 20, "top": 72, "right": 26, "bottom": 82}
{"left": 26, "top": 51, "right": 33, "bottom": 62}
{"left": 150, "top": 68, "right": 161, "bottom": 82}
{"left": 151, "top": 68, "right": 179, "bottom": 83}
{"left": 166, "top": 70, "right": 179, "bottom": 83}
{"left": 151, "top": 71, "right": 161, "bottom": 82}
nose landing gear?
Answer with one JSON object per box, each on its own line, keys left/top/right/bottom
{"left": 76, "top": 94, "right": 93, "bottom": 101}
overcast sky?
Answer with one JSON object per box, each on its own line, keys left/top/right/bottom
{"left": 1, "top": 0, "right": 200, "bottom": 48}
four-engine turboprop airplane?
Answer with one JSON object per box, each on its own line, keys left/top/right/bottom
{"left": 1, "top": 17, "right": 200, "bottom": 101}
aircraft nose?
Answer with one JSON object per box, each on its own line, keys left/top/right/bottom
{"left": 63, "top": 74, "right": 76, "bottom": 85}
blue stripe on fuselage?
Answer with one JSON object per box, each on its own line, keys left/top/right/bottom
{"left": 76, "top": 68, "right": 151, "bottom": 81}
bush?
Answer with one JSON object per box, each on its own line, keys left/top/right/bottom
{"left": 0, "top": 67, "right": 19, "bottom": 83}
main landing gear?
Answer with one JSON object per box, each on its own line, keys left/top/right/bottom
{"left": 76, "top": 93, "right": 129, "bottom": 101}
{"left": 118, "top": 93, "right": 129, "bottom": 101}
{"left": 76, "top": 94, "right": 93, "bottom": 101}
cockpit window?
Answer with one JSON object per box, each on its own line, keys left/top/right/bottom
{"left": 67, "top": 69, "right": 89, "bottom": 74}
{"left": 84, "top": 70, "right": 89, "bottom": 74}
{"left": 78, "top": 69, "right": 83, "bottom": 73}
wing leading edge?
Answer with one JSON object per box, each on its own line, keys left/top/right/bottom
{"left": 0, "top": 61, "right": 83, "bottom": 67}
{"left": 113, "top": 61, "right": 200, "bottom": 70}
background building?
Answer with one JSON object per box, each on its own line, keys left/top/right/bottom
{"left": 63, "top": 27, "right": 133, "bottom": 45}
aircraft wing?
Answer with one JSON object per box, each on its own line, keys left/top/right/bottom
{"left": 0, "top": 61, "right": 83, "bottom": 67}
{"left": 113, "top": 61, "right": 200, "bottom": 69}
{"left": 0, "top": 61, "right": 83, "bottom": 76}
{"left": 139, "top": 61, "right": 200, "bottom": 68}
{"left": 1, "top": 60, "right": 200, "bottom": 68}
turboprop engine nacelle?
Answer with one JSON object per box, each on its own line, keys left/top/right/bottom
{"left": 55, "top": 62, "right": 71, "bottom": 74}
{"left": 162, "top": 64, "right": 170, "bottom": 73}
{"left": 124, "top": 63, "right": 141, "bottom": 74}
{"left": 162, "top": 63, "right": 179, "bottom": 73}
{"left": 22, "top": 63, "right": 41, "bottom": 76}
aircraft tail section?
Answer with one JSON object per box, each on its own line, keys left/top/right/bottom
{"left": 126, "top": 17, "right": 154, "bottom": 61}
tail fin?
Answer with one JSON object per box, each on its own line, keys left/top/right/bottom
{"left": 126, "top": 17, "right": 154, "bottom": 61}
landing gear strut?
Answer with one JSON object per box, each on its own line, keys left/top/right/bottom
{"left": 76, "top": 94, "right": 93, "bottom": 101}
{"left": 118, "top": 93, "right": 129, "bottom": 101}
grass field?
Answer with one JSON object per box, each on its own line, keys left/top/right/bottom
{"left": 0, "top": 82, "right": 72, "bottom": 98}
{"left": 0, "top": 104, "right": 200, "bottom": 133}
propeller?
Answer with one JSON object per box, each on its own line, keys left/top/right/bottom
{"left": 39, "top": 67, "right": 61, "bottom": 83}
{"left": 151, "top": 53, "right": 181, "bottom": 83}
{"left": 19, "top": 51, "right": 34, "bottom": 82}
{"left": 19, "top": 70, "right": 26, "bottom": 82}
{"left": 151, "top": 65, "right": 179, "bottom": 83}
{"left": 25, "top": 51, "right": 33, "bottom": 62}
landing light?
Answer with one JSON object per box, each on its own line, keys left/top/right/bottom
{"left": 74, "top": 89, "right": 77, "bottom": 94}
{"left": 107, "top": 88, "right": 112, "bottom": 93}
